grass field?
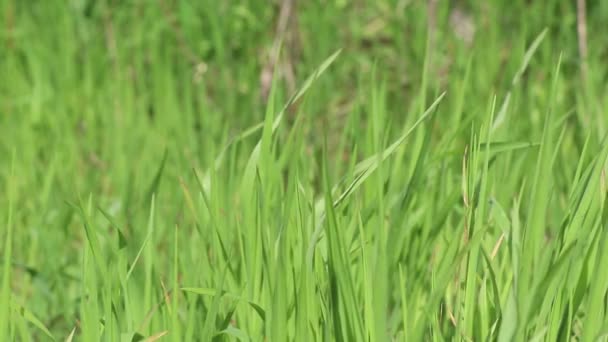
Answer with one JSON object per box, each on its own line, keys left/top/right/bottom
{"left": 2, "top": 1, "right": 608, "bottom": 341}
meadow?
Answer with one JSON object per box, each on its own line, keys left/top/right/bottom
{"left": 1, "top": 1, "right": 608, "bottom": 341}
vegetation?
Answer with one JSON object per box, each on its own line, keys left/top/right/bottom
{"left": 1, "top": 1, "right": 608, "bottom": 340}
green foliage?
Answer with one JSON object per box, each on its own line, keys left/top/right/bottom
{"left": 1, "top": 0, "right": 608, "bottom": 340}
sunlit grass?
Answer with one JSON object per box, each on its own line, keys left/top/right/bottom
{"left": 1, "top": 1, "right": 608, "bottom": 341}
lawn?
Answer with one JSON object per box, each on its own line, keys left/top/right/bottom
{"left": 1, "top": 0, "right": 608, "bottom": 341}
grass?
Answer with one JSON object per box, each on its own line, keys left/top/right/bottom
{"left": 1, "top": 0, "right": 608, "bottom": 341}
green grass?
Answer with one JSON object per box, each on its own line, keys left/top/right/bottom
{"left": 2, "top": 0, "right": 608, "bottom": 341}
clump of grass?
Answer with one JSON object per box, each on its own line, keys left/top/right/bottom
{"left": 1, "top": 1, "right": 608, "bottom": 341}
